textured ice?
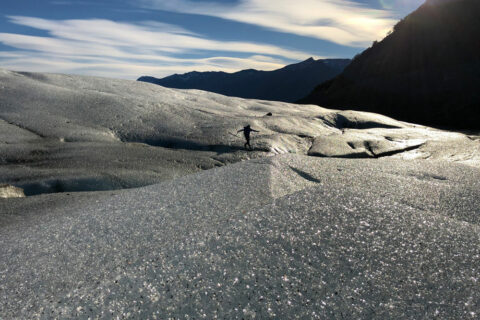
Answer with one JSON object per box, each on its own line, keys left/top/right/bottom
{"left": 0, "top": 184, "right": 25, "bottom": 199}
{"left": 1, "top": 69, "right": 480, "bottom": 317}
{"left": 1, "top": 69, "right": 479, "bottom": 194}
{"left": 1, "top": 155, "right": 479, "bottom": 318}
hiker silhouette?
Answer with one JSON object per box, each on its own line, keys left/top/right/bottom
{"left": 237, "top": 125, "right": 259, "bottom": 150}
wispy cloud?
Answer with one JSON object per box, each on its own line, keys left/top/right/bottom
{"left": 0, "top": 16, "right": 317, "bottom": 79}
{"left": 0, "top": 50, "right": 287, "bottom": 79}
{"left": 141, "top": 0, "right": 398, "bottom": 47}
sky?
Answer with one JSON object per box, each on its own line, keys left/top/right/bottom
{"left": 0, "top": 0, "right": 425, "bottom": 79}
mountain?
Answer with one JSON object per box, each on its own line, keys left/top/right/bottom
{"left": 300, "top": 0, "right": 480, "bottom": 129}
{"left": 138, "top": 58, "right": 350, "bottom": 102}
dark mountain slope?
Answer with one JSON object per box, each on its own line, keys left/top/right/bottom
{"left": 301, "top": 0, "right": 480, "bottom": 129}
{"left": 138, "top": 58, "right": 350, "bottom": 102}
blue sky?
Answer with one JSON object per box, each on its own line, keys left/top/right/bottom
{"left": 0, "top": 0, "right": 424, "bottom": 79}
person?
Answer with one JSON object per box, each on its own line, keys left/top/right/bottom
{"left": 237, "top": 125, "right": 259, "bottom": 150}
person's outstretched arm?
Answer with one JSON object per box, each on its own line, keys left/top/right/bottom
{"left": 237, "top": 129, "right": 243, "bottom": 133}
{"left": 252, "top": 129, "right": 260, "bottom": 132}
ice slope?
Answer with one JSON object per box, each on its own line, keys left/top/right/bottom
{"left": 1, "top": 69, "right": 479, "bottom": 196}
{"left": 1, "top": 155, "right": 479, "bottom": 318}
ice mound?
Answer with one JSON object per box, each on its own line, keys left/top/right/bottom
{"left": 0, "top": 184, "right": 25, "bottom": 199}
{"left": 1, "top": 155, "right": 479, "bottom": 318}
{"left": 1, "top": 68, "right": 479, "bottom": 195}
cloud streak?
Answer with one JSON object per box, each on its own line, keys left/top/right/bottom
{"left": 0, "top": 16, "right": 317, "bottom": 79}
{"left": 0, "top": 50, "right": 287, "bottom": 79}
{"left": 141, "top": 0, "right": 398, "bottom": 47}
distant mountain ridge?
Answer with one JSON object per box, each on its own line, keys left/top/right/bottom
{"left": 138, "top": 58, "right": 350, "bottom": 102}
{"left": 300, "top": 0, "right": 480, "bottom": 129}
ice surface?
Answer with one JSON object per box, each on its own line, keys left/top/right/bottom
{"left": 1, "top": 69, "right": 479, "bottom": 194}
{"left": 0, "top": 184, "right": 25, "bottom": 199}
{"left": 1, "top": 155, "right": 479, "bottom": 318}
{"left": 1, "top": 69, "right": 480, "bottom": 318}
